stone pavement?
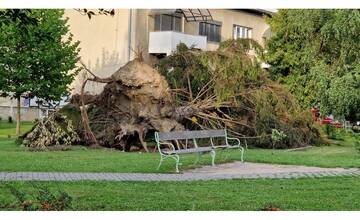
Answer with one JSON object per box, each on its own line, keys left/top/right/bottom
{"left": 0, "top": 162, "right": 359, "bottom": 182}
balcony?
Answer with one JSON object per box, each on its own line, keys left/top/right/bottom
{"left": 148, "top": 31, "right": 207, "bottom": 55}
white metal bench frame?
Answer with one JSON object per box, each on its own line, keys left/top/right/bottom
{"left": 154, "top": 129, "right": 244, "bottom": 173}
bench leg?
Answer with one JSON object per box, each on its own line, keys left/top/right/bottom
{"left": 172, "top": 155, "right": 180, "bottom": 173}
{"left": 240, "top": 147, "right": 244, "bottom": 162}
{"left": 210, "top": 150, "right": 216, "bottom": 166}
{"left": 157, "top": 155, "right": 164, "bottom": 170}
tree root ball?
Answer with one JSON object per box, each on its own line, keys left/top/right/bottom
{"left": 87, "top": 60, "right": 184, "bottom": 151}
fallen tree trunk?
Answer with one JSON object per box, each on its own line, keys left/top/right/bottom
{"left": 79, "top": 61, "right": 114, "bottom": 145}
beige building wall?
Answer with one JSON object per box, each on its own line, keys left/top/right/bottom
{"left": 211, "top": 9, "right": 269, "bottom": 45}
{"left": 182, "top": 9, "right": 270, "bottom": 50}
{"left": 64, "top": 9, "right": 132, "bottom": 95}
{"left": 130, "top": 9, "right": 165, "bottom": 65}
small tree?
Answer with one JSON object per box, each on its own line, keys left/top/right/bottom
{"left": 0, "top": 9, "right": 80, "bottom": 135}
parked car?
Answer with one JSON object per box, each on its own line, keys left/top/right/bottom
{"left": 322, "top": 117, "right": 333, "bottom": 125}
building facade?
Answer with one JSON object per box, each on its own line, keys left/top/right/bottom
{"left": 65, "top": 9, "right": 272, "bottom": 94}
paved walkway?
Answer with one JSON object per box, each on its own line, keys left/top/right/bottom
{"left": 0, "top": 162, "right": 359, "bottom": 182}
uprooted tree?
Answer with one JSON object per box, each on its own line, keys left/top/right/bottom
{"left": 157, "top": 40, "right": 320, "bottom": 148}
{"left": 21, "top": 39, "right": 320, "bottom": 151}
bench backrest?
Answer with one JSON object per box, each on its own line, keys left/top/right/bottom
{"left": 156, "top": 129, "right": 226, "bottom": 142}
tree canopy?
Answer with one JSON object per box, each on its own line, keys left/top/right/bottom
{"left": 266, "top": 9, "right": 360, "bottom": 120}
{"left": 0, "top": 9, "right": 38, "bottom": 27}
{"left": 0, "top": 9, "right": 80, "bottom": 103}
{"left": 0, "top": 9, "right": 80, "bottom": 134}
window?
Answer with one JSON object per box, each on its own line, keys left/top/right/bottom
{"left": 199, "top": 22, "right": 221, "bottom": 42}
{"left": 154, "top": 14, "right": 182, "bottom": 32}
{"left": 233, "top": 25, "right": 252, "bottom": 39}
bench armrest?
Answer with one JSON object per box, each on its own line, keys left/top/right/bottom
{"left": 157, "top": 141, "right": 176, "bottom": 154}
{"left": 226, "top": 136, "right": 241, "bottom": 147}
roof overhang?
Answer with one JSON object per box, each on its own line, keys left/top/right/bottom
{"left": 149, "top": 9, "right": 213, "bottom": 22}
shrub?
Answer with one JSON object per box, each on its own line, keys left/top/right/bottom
{"left": 8, "top": 116, "right": 12, "bottom": 123}
{"left": 7, "top": 184, "right": 72, "bottom": 211}
{"left": 321, "top": 125, "right": 348, "bottom": 140}
{"left": 321, "top": 124, "right": 336, "bottom": 138}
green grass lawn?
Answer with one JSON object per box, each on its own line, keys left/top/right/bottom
{"left": 246, "top": 138, "right": 360, "bottom": 168}
{"left": 0, "top": 138, "right": 240, "bottom": 173}
{"left": 1, "top": 176, "right": 360, "bottom": 210}
{"left": 0, "top": 121, "right": 33, "bottom": 138}
{"left": 0, "top": 120, "right": 358, "bottom": 173}
{"left": 0, "top": 120, "right": 359, "bottom": 211}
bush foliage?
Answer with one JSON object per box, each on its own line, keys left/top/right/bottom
{"left": 266, "top": 9, "right": 360, "bottom": 121}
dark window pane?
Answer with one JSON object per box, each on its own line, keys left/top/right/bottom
{"left": 154, "top": 14, "right": 161, "bottom": 31}
{"left": 161, "top": 15, "right": 172, "bottom": 31}
{"left": 210, "top": 26, "right": 215, "bottom": 41}
{"left": 206, "top": 24, "right": 211, "bottom": 40}
{"left": 198, "top": 22, "right": 221, "bottom": 42}
{"left": 199, "top": 22, "right": 205, "bottom": 35}
{"left": 174, "top": 16, "right": 181, "bottom": 32}
{"left": 155, "top": 14, "right": 182, "bottom": 32}
{"left": 207, "top": 23, "right": 212, "bottom": 40}
{"left": 215, "top": 25, "right": 221, "bottom": 42}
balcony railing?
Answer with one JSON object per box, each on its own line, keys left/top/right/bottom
{"left": 148, "top": 31, "right": 207, "bottom": 55}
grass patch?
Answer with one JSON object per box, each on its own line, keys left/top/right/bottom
{"left": 245, "top": 139, "right": 360, "bottom": 168}
{"left": 0, "top": 121, "right": 358, "bottom": 173}
{"left": 0, "top": 139, "right": 360, "bottom": 173}
{"left": 0, "top": 137, "right": 358, "bottom": 173}
{"left": 0, "top": 138, "right": 232, "bottom": 173}
{"left": 1, "top": 176, "right": 360, "bottom": 210}
{"left": 0, "top": 121, "right": 33, "bottom": 138}
{"left": 0, "top": 121, "right": 359, "bottom": 211}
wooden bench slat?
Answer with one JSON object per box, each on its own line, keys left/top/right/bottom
{"left": 158, "top": 129, "right": 226, "bottom": 141}
{"left": 163, "top": 147, "right": 213, "bottom": 155}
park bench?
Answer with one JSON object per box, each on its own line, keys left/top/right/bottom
{"left": 154, "top": 129, "right": 244, "bottom": 173}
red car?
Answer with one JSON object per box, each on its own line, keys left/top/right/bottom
{"left": 322, "top": 117, "right": 332, "bottom": 124}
